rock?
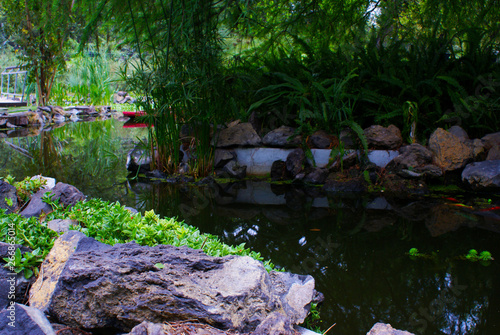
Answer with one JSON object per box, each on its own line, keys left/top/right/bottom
{"left": 19, "top": 188, "right": 53, "bottom": 218}
{"left": 127, "top": 321, "right": 233, "bottom": 335}
{"left": 364, "top": 125, "right": 403, "bottom": 150}
{"left": 0, "top": 112, "right": 29, "bottom": 127}
{"left": 390, "top": 143, "right": 433, "bottom": 168}
{"left": 215, "top": 122, "right": 262, "bottom": 148}
{"left": 114, "top": 91, "right": 135, "bottom": 104}
{"left": 51, "top": 323, "right": 91, "bottom": 335}
{"left": 308, "top": 130, "right": 336, "bottom": 149}
{"left": 448, "top": 125, "right": 469, "bottom": 141}
{"left": 0, "top": 180, "right": 17, "bottom": 213}
{"left": 428, "top": 128, "right": 473, "bottom": 171}
{"left": 339, "top": 128, "right": 356, "bottom": 149}
{"left": 47, "top": 219, "right": 80, "bottom": 233}
{"left": 271, "top": 160, "right": 290, "bottom": 181}
{"left": 127, "top": 145, "right": 152, "bottom": 174}
{"left": 145, "top": 169, "right": 167, "bottom": 179}
{"left": 222, "top": 160, "right": 247, "bottom": 179}
{"left": 252, "top": 311, "right": 295, "bottom": 335}
{"left": 0, "top": 303, "right": 56, "bottom": 335}
{"left": 304, "top": 168, "right": 329, "bottom": 184}
{"left": 263, "top": 126, "right": 301, "bottom": 148}
{"left": 26, "top": 111, "right": 45, "bottom": 125}
{"left": 286, "top": 148, "right": 305, "bottom": 178}
{"left": 462, "top": 160, "right": 500, "bottom": 190}
{"left": 367, "top": 322, "right": 414, "bottom": 335}
{"left": 487, "top": 145, "right": 500, "bottom": 160}
{"left": 329, "top": 151, "right": 359, "bottom": 172}
{"left": 470, "top": 138, "right": 486, "bottom": 161}
{"left": 481, "top": 131, "right": 500, "bottom": 151}
{"left": 413, "top": 164, "right": 443, "bottom": 178}
{"left": 213, "top": 149, "right": 236, "bottom": 169}
{"left": 367, "top": 150, "right": 400, "bottom": 168}
{"left": 386, "top": 144, "right": 443, "bottom": 179}
{"left": 30, "top": 231, "right": 318, "bottom": 333}
{"left": 20, "top": 182, "right": 85, "bottom": 218}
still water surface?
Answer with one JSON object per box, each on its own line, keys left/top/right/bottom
{"left": 1, "top": 118, "right": 499, "bottom": 335}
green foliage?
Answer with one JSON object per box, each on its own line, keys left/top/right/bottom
{"left": 0, "top": 0, "right": 77, "bottom": 105}
{"left": 51, "top": 49, "right": 115, "bottom": 106}
{"left": 3, "top": 247, "right": 44, "bottom": 279}
{"left": 0, "top": 195, "right": 281, "bottom": 281}
{"left": 2, "top": 175, "right": 46, "bottom": 205}
{"left": 409, "top": 247, "right": 495, "bottom": 265}
{"left": 44, "top": 198, "right": 275, "bottom": 269}
{"left": 0, "top": 210, "right": 58, "bottom": 276}
{"left": 407, "top": 248, "right": 439, "bottom": 260}
{"left": 302, "top": 302, "right": 323, "bottom": 333}
{"left": 408, "top": 248, "right": 420, "bottom": 257}
{"left": 248, "top": 66, "right": 359, "bottom": 136}
{"left": 465, "top": 249, "right": 494, "bottom": 263}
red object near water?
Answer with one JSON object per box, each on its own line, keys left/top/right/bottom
{"left": 122, "top": 111, "right": 146, "bottom": 118}
{"left": 123, "top": 123, "right": 148, "bottom": 128}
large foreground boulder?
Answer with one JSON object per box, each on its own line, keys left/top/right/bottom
{"left": 30, "top": 231, "right": 318, "bottom": 333}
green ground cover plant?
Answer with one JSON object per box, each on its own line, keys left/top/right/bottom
{"left": 0, "top": 197, "right": 277, "bottom": 278}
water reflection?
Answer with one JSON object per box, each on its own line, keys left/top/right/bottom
{"left": 128, "top": 179, "right": 500, "bottom": 335}
{"left": 0, "top": 118, "right": 147, "bottom": 203}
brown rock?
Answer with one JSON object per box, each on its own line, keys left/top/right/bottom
{"left": 428, "top": 128, "right": 473, "bottom": 171}
{"left": 215, "top": 123, "right": 262, "bottom": 148}
{"left": 364, "top": 125, "right": 403, "bottom": 149}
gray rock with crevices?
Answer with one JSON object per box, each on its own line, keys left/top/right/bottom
{"left": 30, "top": 231, "right": 318, "bottom": 333}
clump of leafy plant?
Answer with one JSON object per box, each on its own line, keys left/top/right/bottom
{"left": 3, "top": 248, "right": 44, "bottom": 279}
{"left": 465, "top": 249, "right": 494, "bottom": 264}
{"left": 45, "top": 198, "right": 277, "bottom": 271}
{"left": 1, "top": 175, "right": 46, "bottom": 205}
{"left": 0, "top": 209, "right": 58, "bottom": 278}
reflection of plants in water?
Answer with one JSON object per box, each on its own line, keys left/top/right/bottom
{"left": 1, "top": 119, "right": 146, "bottom": 202}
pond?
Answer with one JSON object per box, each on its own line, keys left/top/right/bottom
{"left": 1, "top": 118, "right": 500, "bottom": 335}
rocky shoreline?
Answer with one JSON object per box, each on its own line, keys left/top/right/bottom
{"left": 128, "top": 121, "right": 500, "bottom": 196}
{"left": 2, "top": 106, "right": 499, "bottom": 195}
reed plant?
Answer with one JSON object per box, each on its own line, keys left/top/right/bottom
{"left": 119, "top": 0, "right": 237, "bottom": 176}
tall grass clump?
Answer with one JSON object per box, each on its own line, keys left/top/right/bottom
{"left": 116, "top": 0, "right": 238, "bottom": 176}
{"left": 50, "top": 48, "right": 115, "bottom": 106}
